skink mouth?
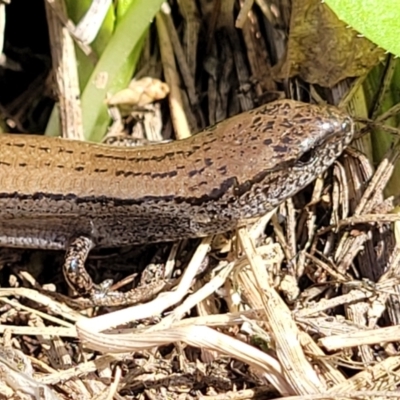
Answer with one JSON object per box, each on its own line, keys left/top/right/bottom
{"left": 342, "top": 116, "right": 355, "bottom": 144}
{"left": 324, "top": 115, "right": 354, "bottom": 140}
{"left": 322, "top": 116, "right": 354, "bottom": 150}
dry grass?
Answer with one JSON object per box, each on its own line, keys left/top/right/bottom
{"left": 0, "top": 0, "right": 399, "bottom": 399}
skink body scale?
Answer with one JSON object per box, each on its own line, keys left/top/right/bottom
{"left": 0, "top": 99, "right": 353, "bottom": 251}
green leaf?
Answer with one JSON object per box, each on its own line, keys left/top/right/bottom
{"left": 325, "top": 0, "right": 400, "bottom": 56}
{"left": 46, "top": 0, "right": 164, "bottom": 141}
{"left": 81, "top": 0, "right": 164, "bottom": 141}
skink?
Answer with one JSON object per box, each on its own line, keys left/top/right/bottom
{"left": 0, "top": 100, "right": 354, "bottom": 300}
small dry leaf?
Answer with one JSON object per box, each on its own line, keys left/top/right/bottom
{"left": 273, "top": 0, "right": 385, "bottom": 87}
{"left": 107, "top": 77, "right": 170, "bottom": 107}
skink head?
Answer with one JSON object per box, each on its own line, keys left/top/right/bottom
{"left": 288, "top": 102, "right": 354, "bottom": 174}
{"left": 219, "top": 99, "right": 355, "bottom": 217}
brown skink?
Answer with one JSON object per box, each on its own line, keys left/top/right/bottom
{"left": 0, "top": 100, "right": 353, "bottom": 300}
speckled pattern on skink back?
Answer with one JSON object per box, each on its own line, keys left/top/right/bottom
{"left": 0, "top": 99, "right": 353, "bottom": 249}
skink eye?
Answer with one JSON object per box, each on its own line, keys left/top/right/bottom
{"left": 298, "top": 149, "right": 314, "bottom": 165}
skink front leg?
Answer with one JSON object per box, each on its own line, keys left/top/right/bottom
{"left": 63, "top": 236, "right": 95, "bottom": 295}
{"left": 63, "top": 236, "right": 117, "bottom": 300}
{"left": 63, "top": 236, "right": 169, "bottom": 307}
